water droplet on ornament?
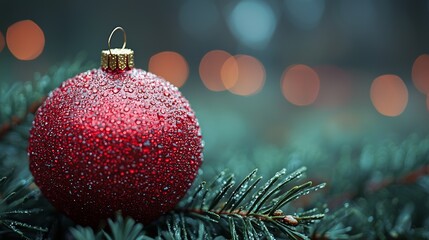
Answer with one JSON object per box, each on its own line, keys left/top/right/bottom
{"left": 113, "top": 88, "right": 120, "bottom": 94}
{"left": 74, "top": 101, "right": 80, "bottom": 105}
{"left": 135, "top": 120, "right": 142, "bottom": 125}
{"left": 124, "top": 107, "right": 130, "bottom": 112}
{"left": 144, "top": 140, "right": 151, "bottom": 147}
{"left": 92, "top": 88, "right": 98, "bottom": 93}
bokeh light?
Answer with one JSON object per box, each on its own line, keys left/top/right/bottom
{"left": 199, "top": 50, "right": 232, "bottom": 91}
{"left": 370, "top": 74, "right": 408, "bottom": 117}
{"left": 411, "top": 54, "right": 429, "bottom": 94}
{"left": 220, "top": 56, "right": 239, "bottom": 90}
{"left": 6, "top": 20, "right": 45, "bottom": 60}
{"left": 221, "top": 55, "right": 265, "bottom": 96}
{"left": 228, "top": 1, "right": 277, "bottom": 49}
{"left": 284, "top": 0, "right": 325, "bottom": 30}
{"left": 0, "top": 31, "right": 5, "bottom": 53}
{"left": 148, "top": 51, "right": 189, "bottom": 88}
{"left": 179, "top": 0, "right": 220, "bottom": 39}
{"left": 281, "top": 64, "right": 320, "bottom": 106}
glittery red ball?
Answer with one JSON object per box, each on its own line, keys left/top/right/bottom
{"left": 28, "top": 68, "right": 203, "bottom": 226}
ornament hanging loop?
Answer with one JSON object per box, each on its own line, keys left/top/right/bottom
{"left": 102, "top": 26, "right": 134, "bottom": 71}
{"left": 108, "top": 27, "right": 127, "bottom": 55}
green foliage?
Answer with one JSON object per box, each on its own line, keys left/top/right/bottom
{"left": 0, "top": 169, "right": 47, "bottom": 240}
{"left": 70, "top": 226, "right": 103, "bottom": 240}
{"left": 105, "top": 215, "right": 145, "bottom": 240}
{"left": 0, "top": 53, "right": 94, "bottom": 129}
{"left": 310, "top": 204, "right": 361, "bottom": 239}
{"left": 177, "top": 167, "right": 325, "bottom": 239}
{"left": 71, "top": 215, "right": 146, "bottom": 240}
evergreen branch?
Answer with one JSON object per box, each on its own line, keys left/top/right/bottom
{"left": 353, "top": 190, "right": 429, "bottom": 239}
{"left": 228, "top": 216, "right": 238, "bottom": 240}
{"left": 71, "top": 215, "right": 146, "bottom": 240}
{"left": 256, "top": 219, "right": 276, "bottom": 240}
{"left": 208, "top": 175, "right": 234, "bottom": 211}
{"left": 247, "top": 168, "right": 287, "bottom": 214}
{"left": 184, "top": 181, "right": 205, "bottom": 209}
{"left": 229, "top": 176, "right": 262, "bottom": 213}
{"left": 310, "top": 205, "right": 361, "bottom": 240}
{"left": 365, "top": 164, "right": 429, "bottom": 193}
{"left": 106, "top": 214, "right": 145, "bottom": 240}
{"left": 69, "top": 226, "right": 103, "bottom": 240}
{"left": 177, "top": 168, "right": 326, "bottom": 239}
{"left": 220, "top": 168, "right": 258, "bottom": 212}
{"left": 0, "top": 169, "right": 49, "bottom": 239}
{"left": 0, "top": 54, "right": 93, "bottom": 139}
{"left": 256, "top": 167, "right": 307, "bottom": 215}
{"left": 165, "top": 214, "right": 189, "bottom": 240}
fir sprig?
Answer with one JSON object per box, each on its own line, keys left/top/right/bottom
{"left": 176, "top": 167, "right": 326, "bottom": 239}
{"left": 0, "top": 54, "right": 93, "bottom": 138}
{"left": 0, "top": 169, "right": 48, "bottom": 240}
{"left": 310, "top": 204, "right": 361, "bottom": 239}
{"left": 71, "top": 215, "right": 145, "bottom": 240}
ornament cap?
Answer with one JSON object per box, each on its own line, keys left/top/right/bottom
{"left": 101, "top": 27, "right": 134, "bottom": 71}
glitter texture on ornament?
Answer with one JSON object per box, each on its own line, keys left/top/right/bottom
{"left": 29, "top": 67, "right": 204, "bottom": 226}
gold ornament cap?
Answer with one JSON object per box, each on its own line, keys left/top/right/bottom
{"left": 101, "top": 27, "right": 134, "bottom": 71}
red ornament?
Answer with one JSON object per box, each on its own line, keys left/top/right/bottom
{"left": 28, "top": 27, "right": 203, "bottom": 226}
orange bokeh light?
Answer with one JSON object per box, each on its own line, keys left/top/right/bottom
{"left": 370, "top": 74, "right": 408, "bottom": 117}
{"left": 281, "top": 64, "right": 320, "bottom": 106}
{"left": 199, "top": 50, "right": 232, "bottom": 91}
{"left": 148, "top": 51, "right": 189, "bottom": 88}
{"left": 220, "top": 55, "right": 265, "bottom": 96}
{"left": 6, "top": 20, "right": 45, "bottom": 60}
{"left": 0, "top": 31, "right": 5, "bottom": 53}
{"left": 220, "top": 56, "right": 239, "bottom": 90}
{"left": 412, "top": 54, "right": 429, "bottom": 94}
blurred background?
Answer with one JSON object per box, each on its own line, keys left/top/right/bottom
{"left": 1, "top": 0, "right": 429, "bottom": 166}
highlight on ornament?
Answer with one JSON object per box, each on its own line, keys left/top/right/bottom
{"left": 28, "top": 26, "right": 204, "bottom": 227}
